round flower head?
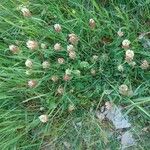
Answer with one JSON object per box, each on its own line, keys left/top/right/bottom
{"left": 141, "top": 60, "right": 149, "bottom": 70}
{"left": 42, "top": 61, "right": 50, "bottom": 69}
{"left": 119, "top": 84, "right": 128, "bottom": 96}
{"left": 80, "top": 61, "right": 89, "bottom": 68}
{"left": 58, "top": 58, "right": 65, "bottom": 64}
{"left": 21, "top": 7, "right": 31, "bottom": 17}
{"left": 57, "top": 86, "right": 64, "bottom": 95}
{"left": 69, "top": 51, "right": 76, "bottom": 59}
{"left": 41, "top": 43, "right": 47, "bottom": 49}
{"left": 91, "top": 69, "right": 96, "bottom": 76}
{"left": 63, "top": 74, "right": 71, "bottom": 81}
{"left": 54, "top": 43, "right": 61, "bottom": 51}
{"left": 25, "top": 59, "right": 33, "bottom": 68}
{"left": 92, "top": 55, "right": 98, "bottom": 61}
{"left": 65, "top": 69, "right": 72, "bottom": 75}
{"left": 51, "top": 75, "right": 59, "bottom": 82}
{"left": 89, "top": 18, "right": 96, "bottom": 29}
{"left": 54, "top": 24, "right": 62, "bottom": 32}
{"left": 117, "top": 29, "right": 124, "bottom": 37}
{"left": 67, "top": 44, "right": 74, "bottom": 52}
{"left": 39, "top": 114, "right": 48, "bottom": 123}
{"left": 125, "top": 49, "right": 134, "bottom": 62}
{"left": 122, "top": 39, "right": 131, "bottom": 48}
{"left": 9, "top": 45, "right": 19, "bottom": 54}
{"left": 117, "top": 65, "right": 124, "bottom": 72}
{"left": 68, "top": 33, "right": 79, "bottom": 45}
{"left": 28, "top": 80, "right": 37, "bottom": 88}
{"left": 26, "top": 40, "right": 38, "bottom": 50}
{"left": 68, "top": 104, "right": 75, "bottom": 112}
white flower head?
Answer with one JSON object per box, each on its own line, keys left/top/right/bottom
{"left": 67, "top": 44, "right": 74, "bottom": 52}
{"left": 89, "top": 18, "right": 96, "bottom": 29}
{"left": 20, "top": 7, "right": 31, "bottom": 17}
{"left": 141, "top": 60, "right": 149, "bottom": 70}
{"left": 117, "top": 65, "right": 124, "bottom": 72}
{"left": 54, "top": 43, "right": 61, "bottom": 51}
{"left": 28, "top": 80, "right": 37, "bottom": 88}
{"left": 65, "top": 69, "right": 72, "bottom": 75}
{"left": 125, "top": 49, "right": 134, "bottom": 62}
{"left": 26, "top": 40, "right": 38, "bottom": 50}
{"left": 9, "top": 45, "right": 19, "bottom": 54}
{"left": 42, "top": 61, "right": 50, "bottom": 69}
{"left": 25, "top": 59, "right": 33, "bottom": 68}
{"left": 122, "top": 39, "right": 131, "bottom": 48}
{"left": 54, "top": 24, "right": 62, "bottom": 32}
{"left": 39, "top": 114, "right": 48, "bottom": 123}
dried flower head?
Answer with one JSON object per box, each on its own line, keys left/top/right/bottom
{"left": 58, "top": 58, "right": 65, "bottom": 64}
{"left": 41, "top": 43, "right": 47, "bottom": 49}
{"left": 9, "top": 45, "right": 19, "bottom": 54}
{"left": 63, "top": 74, "right": 71, "bottom": 81}
{"left": 117, "top": 29, "right": 124, "bottom": 37}
{"left": 65, "top": 69, "right": 72, "bottom": 75}
{"left": 122, "top": 39, "right": 131, "bottom": 48}
{"left": 42, "top": 61, "right": 50, "bottom": 69}
{"left": 67, "top": 44, "right": 74, "bottom": 52}
{"left": 39, "top": 114, "right": 48, "bottom": 123}
{"left": 20, "top": 7, "right": 31, "bottom": 17}
{"left": 89, "top": 18, "right": 96, "bottom": 29}
{"left": 119, "top": 84, "right": 128, "bottom": 96}
{"left": 28, "top": 80, "right": 37, "bottom": 88}
{"left": 51, "top": 75, "right": 59, "bottom": 82}
{"left": 68, "top": 33, "right": 79, "bottom": 45}
{"left": 117, "top": 65, "right": 124, "bottom": 72}
{"left": 91, "top": 69, "right": 96, "bottom": 76}
{"left": 57, "top": 86, "right": 64, "bottom": 95}
{"left": 54, "top": 43, "right": 61, "bottom": 51}
{"left": 25, "top": 59, "right": 33, "bottom": 68}
{"left": 54, "top": 24, "right": 62, "bottom": 32}
{"left": 26, "top": 40, "right": 38, "bottom": 50}
{"left": 141, "top": 60, "right": 149, "bottom": 70}
{"left": 69, "top": 51, "right": 76, "bottom": 59}
{"left": 68, "top": 104, "right": 75, "bottom": 112}
{"left": 125, "top": 50, "right": 134, "bottom": 62}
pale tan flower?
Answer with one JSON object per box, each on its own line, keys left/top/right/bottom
{"left": 125, "top": 50, "right": 134, "bottom": 62}
{"left": 58, "top": 58, "right": 65, "bottom": 64}
{"left": 122, "top": 39, "right": 131, "bottom": 48}
{"left": 63, "top": 74, "right": 71, "bottom": 81}
{"left": 68, "top": 33, "right": 79, "bottom": 45}
{"left": 25, "top": 59, "right": 33, "bottom": 68}
{"left": 89, "top": 18, "right": 96, "bottom": 29}
{"left": 57, "top": 86, "right": 64, "bottom": 95}
{"left": 41, "top": 43, "right": 47, "bottom": 49}
{"left": 119, "top": 84, "right": 128, "bottom": 96}
{"left": 141, "top": 60, "right": 149, "bottom": 70}
{"left": 26, "top": 40, "right": 38, "bottom": 50}
{"left": 9, "top": 45, "right": 19, "bottom": 54}
{"left": 91, "top": 69, "right": 96, "bottom": 76}
{"left": 28, "top": 80, "right": 37, "bottom": 88}
{"left": 68, "top": 104, "right": 75, "bottom": 112}
{"left": 39, "top": 114, "right": 48, "bottom": 123}
{"left": 51, "top": 75, "right": 59, "bottom": 82}
{"left": 54, "top": 24, "right": 62, "bottom": 32}
{"left": 21, "top": 7, "right": 31, "bottom": 17}
{"left": 69, "top": 51, "right": 76, "bottom": 59}
{"left": 67, "top": 44, "right": 74, "bottom": 52}
{"left": 42, "top": 61, "right": 50, "bottom": 69}
{"left": 54, "top": 43, "right": 61, "bottom": 51}
{"left": 117, "top": 29, "right": 124, "bottom": 37}
{"left": 117, "top": 65, "right": 124, "bottom": 72}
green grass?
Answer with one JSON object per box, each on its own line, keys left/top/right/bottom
{"left": 0, "top": 0, "right": 150, "bottom": 149}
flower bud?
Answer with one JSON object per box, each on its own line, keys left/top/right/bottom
{"left": 69, "top": 51, "right": 76, "bottom": 59}
{"left": 41, "top": 43, "right": 47, "bottom": 49}
{"left": 57, "top": 86, "right": 64, "bottom": 95}
{"left": 58, "top": 58, "right": 65, "bottom": 64}
{"left": 117, "top": 29, "right": 124, "bottom": 37}
{"left": 91, "top": 69, "right": 96, "bottom": 76}
{"left": 28, "top": 80, "right": 37, "bottom": 88}
{"left": 119, "top": 84, "right": 128, "bottom": 96}
{"left": 9, "top": 45, "right": 19, "bottom": 54}
{"left": 125, "top": 49, "right": 134, "bottom": 62}
{"left": 54, "top": 24, "right": 62, "bottom": 32}
{"left": 68, "top": 104, "right": 75, "bottom": 112}
{"left": 67, "top": 44, "right": 74, "bottom": 52}
{"left": 42, "top": 61, "right": 50, "bottom": 69}
{"left": 39, "top": 114, "right": 48, "bottom": 123}
{"left": 26, "top": 40, "right": 38, "bottom": 50}
{"left": 25, "top": 59, "right": 33, "bottom": 68}
{"left": 92, "top": 55, "right": 98, "bottom": 61}
{"left": 89, "top": 18, "right": 96, "bottom": 29}
{"left": 117, "top": 65, "right": 124, "bottom": 72}
{"left": 68, "top": 33, "right": 79, "bottom": 45}
{"left": 54, "top": 43, "right": 61, "bottom": 51}
{"left": 73, "top": 70, "right": 81, "bottom": 76}
{"left": 141, "top": 60, "right": 149, "bottom": 70}
{"left": 65, "top": 69, "right": 72, "bottom": 75}
{"left": 21, "top": 7, "right": 31, "bottom": 17}
{"left": 122, "top": 39, "right": 131, "bottom": 48}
